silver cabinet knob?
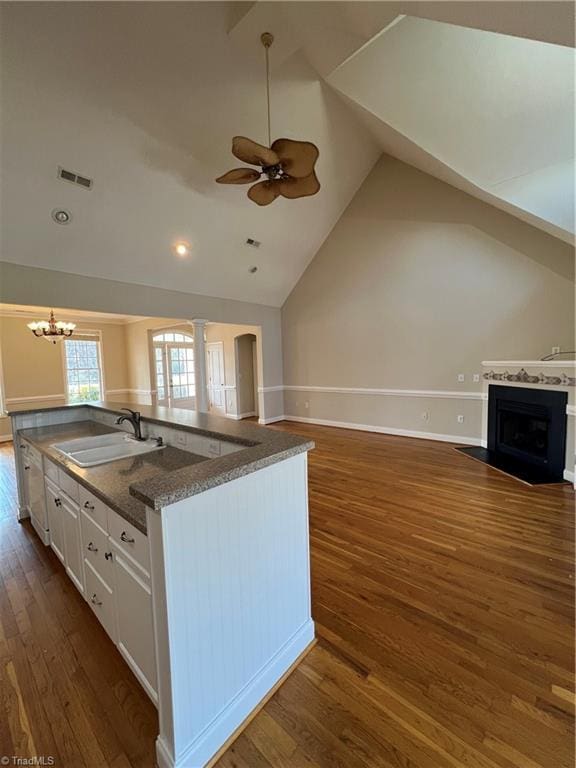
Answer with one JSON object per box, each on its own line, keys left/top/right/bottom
{"left": 90, "top": 594, "right": 102, "bottom": 606}
{"left": 55, "top": 498, "right": 62, "bottom": 507}
{"left": 120, "top": 531, "right": 135, "bottom": 543}
{"left": 24, "top": 465, "right": 30, "bottom": 471}
{"left": 104, "top": 551, "right": 112, "bottom": 561}
{"left": 83, "top": 501, "right": 95, "bottom": 510}
{"left": 87, "top": 542, "right": 98, "bottom": 552}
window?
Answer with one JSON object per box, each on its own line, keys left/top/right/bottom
{"left": 152, "top": 331, "right": 195, "bottom": 405}
{"left": 63, "top": 336, "right": 103, "bottom": 403}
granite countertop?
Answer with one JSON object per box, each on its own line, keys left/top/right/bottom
{"left": 11, "top": 401, "right": 314, "bottom": 531}
{"left": 18, "top": 421, "right": 207, "bottom": 533}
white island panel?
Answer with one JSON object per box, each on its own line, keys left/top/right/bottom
{"left": 149, "top": 451, "right": 314, "bottom": 768}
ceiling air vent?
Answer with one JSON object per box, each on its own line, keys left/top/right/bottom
{"left": 57, "top": 166, "right": 93, "bottom": 190}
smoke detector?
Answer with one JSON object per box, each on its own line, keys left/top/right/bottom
{"left": 51, "top": 208, "right": 72, "bottom": 225}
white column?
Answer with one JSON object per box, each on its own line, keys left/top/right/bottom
{"left": 193, "top": 320, "right": 209, "bottom": 413}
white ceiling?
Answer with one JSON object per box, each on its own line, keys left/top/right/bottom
{"left": 327, "top": 15, "right": 575, "bottom": 239}
{"left": 1, "top": 2, "right": 573, "bottom": 309}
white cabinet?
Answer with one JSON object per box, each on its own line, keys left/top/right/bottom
{"left": 61, "top": 494, "right": 85, "bottom": 595}
{"left": 45, "top": 478, "right": 65, "bottom": 564}
{"left": 113, "top": 550, "right": 157, "bottom": 703}
{"left": 21, "top": 440, "right": 49, "bottom": 544}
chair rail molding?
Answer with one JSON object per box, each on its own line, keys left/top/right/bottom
{"left": 5, "top": 394, "right": 66, "bottom": 404}
{"left": 283, "top": 385, "right": 485, "bottom": 400}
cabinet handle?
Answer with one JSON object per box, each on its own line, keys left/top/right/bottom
{"left": 87, "top": 542, "right": 98, "bottom": 553}
{"left": 120, "top": 531, "right": 135, "bottom": 544}
{"left": 104, "top": 551, "right": 112, "bottom": 561}
{"left": 24, "top": 465, "right": 30, "bottom": 471}
{"left": 90, "top": 594, "right": 102, "bottom": 606}
{"left": 83, "top": 501, "right": 95, "bottom": 510}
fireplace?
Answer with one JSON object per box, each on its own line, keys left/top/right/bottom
{"left": 460, "top": 385, "right": 568, "bottom": 484}
{"left": 488, "top": 385, "right": 567, "bottom": 478}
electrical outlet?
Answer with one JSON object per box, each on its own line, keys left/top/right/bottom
{"left": 457, "top": 415, "right": 465, "bottom": 424}
{"left": 421, "top": 411, "right": 430, "bottom": 422}
{"left": 175, "top": 432, "right": 187, "bottom": 446}
{"left": 457, "top": 374, "right": 465, "bottom": 383}
{"left": 473, "top": 373, "right": 480, "bottom": 383}
{"left": 552, "top": 346, "right": 561, "bottom": 355}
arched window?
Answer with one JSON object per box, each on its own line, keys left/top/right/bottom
{"left": 152, "top": 330, "right": 195, "bottom": 407}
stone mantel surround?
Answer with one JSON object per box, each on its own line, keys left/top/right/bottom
{"left": 480, "top": 360, "right": 576, "bottom": 483}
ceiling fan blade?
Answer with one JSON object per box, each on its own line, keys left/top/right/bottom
{"left": 215, "top": 168, "right": 261, "bottom": 184}
{"left": 279, "top": 171, "right": 320, "bottom": 200}
{"left": 272, "top": 139, "right": 319, "bottom": 178}
{"left": 232, "top": 136, "right": 279, "bottom": 167}
{"left": 247, "top": 180, "right": 281, "bottom": 206}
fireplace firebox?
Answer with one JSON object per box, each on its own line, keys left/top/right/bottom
{"left": 459, "top": 385, "right": 568, "bottom": 485}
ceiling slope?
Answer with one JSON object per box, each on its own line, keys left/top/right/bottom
{"left": 326, "top": 15, "right": 575, "bottom": 241}
{"left": 0, "top": 2, "right": 380, "bottom": 307}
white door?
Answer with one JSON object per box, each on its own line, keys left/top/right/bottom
{"left": 206, "top": 342, "right": 225, "bottom": 412}
{"left": 61, "top": 496, "right": 85, "bottom": 595}
{"left": 114, "top": 551, "right": 157, "bottom": 701}
{"left": 45, "top": 479, "right": 65, "bottom": 563}
{"left": 153, "top": 333, "right": 196, "bottom": 410}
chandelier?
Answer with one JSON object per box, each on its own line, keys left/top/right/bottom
{"left": 27, "top": 310, "right": 76, "bottom": 344}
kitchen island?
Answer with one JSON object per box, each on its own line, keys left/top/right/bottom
{"left": 10, "top": 401, "right": 315, "bottom": 768}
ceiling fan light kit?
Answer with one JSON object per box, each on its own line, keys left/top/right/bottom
{"left": 216, "top": 32, "right": 320, "bottom": 206}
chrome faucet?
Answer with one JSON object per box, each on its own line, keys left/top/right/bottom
{"left": 115, "top": 408, "right": 144, "bottom": 441}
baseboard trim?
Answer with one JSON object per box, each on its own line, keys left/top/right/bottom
{"left": 158, "top": 619, "right": 315, "bottom": 768}
{"left": 284, "top": 415, "right": 483, "bottom": 446}
{"left": 258, "top": 415, "right": 286, "bottom": 425}
{"left": 563, "top": 469, "right": 575, "bottom": 483}
{"left": 226, "top": 411, "right": 257, "bottom": 421}
{"left": 205, "top": 636, "right": 317, "bottom": 768}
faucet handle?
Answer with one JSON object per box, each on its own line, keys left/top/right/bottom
{"left": 121, "top": 408, "right": 140, "bottom": 419}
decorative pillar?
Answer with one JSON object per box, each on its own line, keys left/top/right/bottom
{"left": 193, "top": 319, "right": 209, "bottom": 413}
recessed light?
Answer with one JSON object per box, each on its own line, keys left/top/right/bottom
{"left": 173, "top": 241, "right": 190, "bottom": 257}
{"left": 51, "top": 208, "right": 71, "bottom": 225}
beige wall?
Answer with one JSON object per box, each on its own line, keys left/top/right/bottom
{"left": 205, "top": 324, "right": 260, "bottom": 418}
{"left": 0, "top": 315, "right": 130, "bottom": 437}
{"left": 282, "top": 155, "right": 575, "bottom": 441}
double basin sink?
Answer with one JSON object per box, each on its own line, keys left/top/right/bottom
{"left": 53, "top": 432, "right": 165, "bottom": 467}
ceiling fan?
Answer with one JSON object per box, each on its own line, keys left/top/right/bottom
{"left": 216, "top": 33, "right": 320, "bottom": 206}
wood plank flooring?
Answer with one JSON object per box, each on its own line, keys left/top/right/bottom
{"left": 0, "top": 423, "right": 574, "bottom": 767}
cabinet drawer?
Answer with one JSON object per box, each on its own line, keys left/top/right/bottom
{"left": 84, "top": 560, "right": 116, "bottom": 642}
{"left": 81, "top": 510, "right": 114, "bottom": 589}
{"left": 44, "top": 457, "right": 59, "bottom": 484}
{"left": 109, "top": 513, "right": 149, "bottom": 576}
{"left": 58, "top": 470, "right": 79, "bottom": 503}
{"left": 79, "top": 486, "right": 109, "bottom": 533}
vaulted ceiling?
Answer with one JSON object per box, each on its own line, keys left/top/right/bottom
{"left": 1, "top": 2, "right": 573, "bottom": 308}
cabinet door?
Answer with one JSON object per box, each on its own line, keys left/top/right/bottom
{"left": 61, "top": 497, "right": 85, "bottom": 595}
{"left": 20, "top": 443, "right": 31, "bottom": 512}
{"left": 29, "top": 461, "right": 48, "bottom": 531}
{"left": 45, "top": 480, "right": 65, "bottom": 564}
{"left": 114, "top": 551, "right": 157, "bottom": 703}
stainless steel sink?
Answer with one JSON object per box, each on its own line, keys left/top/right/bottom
{"left": 53, "top": 432, "right": 165, "bottom": 467}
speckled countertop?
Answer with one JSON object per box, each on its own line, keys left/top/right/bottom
{"left": 11, "top": 401, "right": 314, "bottom": 533}
{"left": 17, "top": 421, "right": 207, "bottom": 533}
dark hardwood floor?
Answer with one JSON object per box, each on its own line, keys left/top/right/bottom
{"left": 0, "top": 423, "right": 574, "bottom": 768}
